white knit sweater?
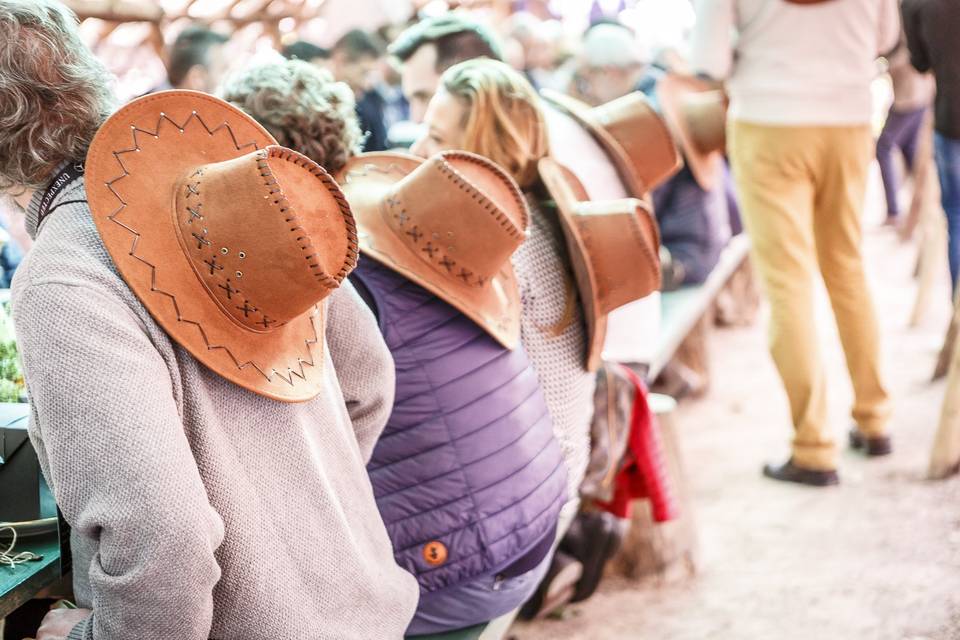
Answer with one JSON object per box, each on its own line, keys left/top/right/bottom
{"left": 690, "top": 0, "right": 900, "bottom": 126}
{"left": 12, "top": 176, "right": 419, "bottom": 639}
{"left": 512, "top": 197, "right": 595, "bottom": 516}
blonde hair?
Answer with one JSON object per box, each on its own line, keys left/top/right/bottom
{"left": 223, "top": 60, "right": 362, "bottom": 175}
{"left": 440, "top": 59, "right": 549, "bottom": 190}
{"left": 443, "top": 59, "right": 579, "bottom": 336}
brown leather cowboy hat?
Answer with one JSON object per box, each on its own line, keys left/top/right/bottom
{"left": 538, "top": 157, "right": 661, "bottom": 372}
{"left": 85, "top": 91, "right": 358, "bottom": 402}
{"left": 657, "top": 74, "right": 728, "bottom": 191}
{"left": 540, "top": 88, "right": 681, "bottom": 199}
{"left": 340, "top": 150, "right": 529, "bottom": 349}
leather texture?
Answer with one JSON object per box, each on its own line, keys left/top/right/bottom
{"left": 541, "top": 89, "right": 682, "bottom": 198}
{"left": 658, "top": 74, "right": 728, "bottom": 191}
{"left": 538, "top": 157, "right": 661, "bottom": 371}
{"left": 84, "top": 91, "right": 357, "bottom": 402}
{"left": 340, "top": 150, "right": 529, "bottom": 349}
{"left": 355, "top": 259, "right": 567, "bottom": 600}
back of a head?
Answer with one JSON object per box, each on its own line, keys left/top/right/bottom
{"left": 168, "top": 25, "right": 229, "bottom": 87}
{"left": 282, "top": 40, "right": 330, "bottom": 63}
{"left": 390, "top": 15, "right": 504, "bottom": 73}
{"left": 332, "top": 29, "right": 384, "bottom": 61}
{"left": 582, "top": 22, "right": 646, "bottom": 69}
{"left": 0, "top": 0, "right": 115, "bottom": 190}
{"left": 440, "top": 58, "right": 548, "bottom": 189}
{"left": 222, "top": 59, "right": 362, "bottom": 174}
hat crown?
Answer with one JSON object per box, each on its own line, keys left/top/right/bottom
{"left": 539, "top": 158, "right": 660, "bottom": 312}
{"left": 174, "top": 146, "right": 357, "bottom": 332}
{"left": 381, "top": 153, "right": 527, "bottom": 288}
{"left": 682, "top": 91, "right": 727, "bottom": 154}
{"left": 571, "top": 198, "right": 660, "bottom": 313}
{"left": 590, "top": 92, "right": 681, "bottom": 193}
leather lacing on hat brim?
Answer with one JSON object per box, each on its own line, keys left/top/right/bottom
{"left": 96, "top": 102, "right": 332, "bottom": 388}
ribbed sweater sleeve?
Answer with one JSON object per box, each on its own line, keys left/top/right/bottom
{"left": 13, "top": 282, "right": 224, "bottom": 640}
{"left": 325, "top": 279, "right": 395, "bottom": 463}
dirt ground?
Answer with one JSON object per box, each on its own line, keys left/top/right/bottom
{"left": 510, "top": 216, "right": 960, "bottom": 639}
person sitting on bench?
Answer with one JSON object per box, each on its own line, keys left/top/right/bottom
{"left": 227, "top": 59, "right": 568, "bottom": 636}
{"left": 652, "top": 165, "right": 731, "bottom": 291}
{"left": 2, "top": 9, "right": 419, "bottom": 634}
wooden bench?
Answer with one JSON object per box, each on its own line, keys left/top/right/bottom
{"left": 0, "top": 534, "right": 61, "bottom": 620}
{"left": 645, "top": 233, "right": 753, "bottom": 382}
{"left": 604, "top": 235, "right": 754, "bottom": 586}
{"left": 0, "top": 238, "right": 756, "bottom": 637}
{"left": 0, "top": 397, "right": 64, "bottom": 625}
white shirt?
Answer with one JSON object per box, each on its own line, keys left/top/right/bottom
{"left": 690, "top": 0, "right": 900, "bottom": 126}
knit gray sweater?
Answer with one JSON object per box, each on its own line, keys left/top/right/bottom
{"left": 11, "top": 176, "right": 419, "bottom": 639}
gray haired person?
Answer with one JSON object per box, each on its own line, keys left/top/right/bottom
{"left": 0, "top": 2, "right": 418, "bottom": 638}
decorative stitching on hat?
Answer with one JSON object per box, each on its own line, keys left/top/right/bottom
{"left": 434, "top": 151, "right": 529, "bottom": 234}
{"left": 180, "top": 167, "right": 278, "bottom": 331}
{"left": 343, "top": 157, "right": 520, "bottom": 345}
{"left": 348, "top": 154, "right": 527, "bottom": 289}
{"left": 100, "top": 108, "right": 321, "bottom": 386}
{"left": 258, "top": 147, "right": 358, "bottom": 286}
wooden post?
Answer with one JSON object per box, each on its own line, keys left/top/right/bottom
{"left": 715, "top": 256, "right": 760, "bottom": 327}
{"left": 910, "top": 162, "right": 946, "bottom": 328}
{"left": 900, "top": 110, "right": 935, "bottom": 242}
{"left": 606, "top": 394, "right": 698, "bottom": 581}
{"left": 933, "top": 288, "right": 960, "bottom": 381}
{"left": 929, "top": 333, "right": 960, "bottom": 479}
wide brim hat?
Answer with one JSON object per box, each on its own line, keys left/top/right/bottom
{"left": 85, "top": 91, "right": 358, "bottom": 402}
{"left": 340, "top": 151, "right": 528, "bottom": 349}
{"left": 540, "top": 88, "right": 681, "bottom": 198}
{"left": 657, "top": 74, "right": 728, "bottom": 191}
{"left": 538, "top": 157, "right": 661, "bottom": 372}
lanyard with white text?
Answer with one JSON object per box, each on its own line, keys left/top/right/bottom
{"left": 35, "top": 161, "right": 85, "bottom": 233}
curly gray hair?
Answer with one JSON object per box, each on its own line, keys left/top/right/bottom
{"left": 222, "top": 60, "right": 363, "bottom": 175}
{"left": 0, "top": 0, "right": 115, "bottom": 192}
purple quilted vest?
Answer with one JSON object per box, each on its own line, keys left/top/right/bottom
{"left": 352, "top": 259, "right": 567, "bottom": 596}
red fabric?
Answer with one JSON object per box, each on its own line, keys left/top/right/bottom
{"left": 595, "top": 365, "right": 678, "bottom": 522}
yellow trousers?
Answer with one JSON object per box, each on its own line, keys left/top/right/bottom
{"left": 728, "top": 121, "right": 891, "bottom": 470}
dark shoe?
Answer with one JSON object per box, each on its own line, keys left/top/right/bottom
{"left": 559, "top": 512, "right": 626, "bottom": 603}
{"left": 849, "top": 428, "right": 892, "bottom": 457}
{"left": 518, "top": 551, "right": 582, "bottom": 620}
{"left": 762, "top": 459, "right": 839, "bottom": 487}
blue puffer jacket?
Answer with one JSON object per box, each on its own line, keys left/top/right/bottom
{"left": 351, "top": 259, "right": 567, "bottom": 623}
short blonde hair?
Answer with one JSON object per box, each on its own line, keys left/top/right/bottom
{"left": 223, "top": 60, "right": 362, "bottom": 175}
{"left": 440, "top": 58, "right": 549, "bottom": 189}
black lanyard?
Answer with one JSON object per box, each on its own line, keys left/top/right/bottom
{"left": 35, "top": 161, "right": 85, "bottom": 233}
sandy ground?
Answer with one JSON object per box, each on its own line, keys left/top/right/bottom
{"left": 510, "top": 215, "right": 960, "bottom": 639}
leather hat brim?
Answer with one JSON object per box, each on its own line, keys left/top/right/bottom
{"left": 85, "top": 91, "right": 329, "bottom": 402}
{"left": 541, "top": 89, "right": 650, "bottom": 198}
{"left": 657, "top": 75, "right": 725, "bottom": 192}
{"left": 341, "top": 153, "right": 522, "bottom": 349}
{"left": 538, "top": 158, "right": 662, "bottom": 371}
{"left": 537, "top": 159, "right": 605, "bottom": 372}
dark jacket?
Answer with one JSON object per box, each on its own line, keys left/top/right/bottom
{"left": 357, "top": 90, "right": 389, "bottom": 152}
{"left": 903, "top": 0, "right": 960, "bottom": 139}
{"left": 652, "top": 166, "right": 730, "bottom": 286}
